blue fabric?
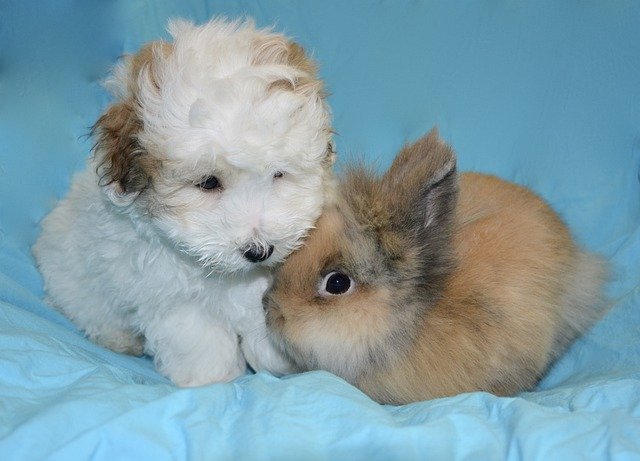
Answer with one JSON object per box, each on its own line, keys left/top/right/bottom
{"left": 1, "top": 1, "right": 639, "bottom": 459}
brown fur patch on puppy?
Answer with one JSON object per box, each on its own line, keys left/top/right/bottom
{"left": 252, "top": 37, "right": 333, "bottom": 169}
{"left": 253, "top": 36, "right": 323, "bottom": 96}
{"left": 93, "top": 42, "right": 171, "bottom": 196}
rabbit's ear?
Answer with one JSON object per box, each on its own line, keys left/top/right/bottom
{"left": 382, "top": 129, "right": 458, "bottom": 235}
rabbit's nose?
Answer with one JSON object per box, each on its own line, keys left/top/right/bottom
{"left": 242, "top": 243, "right": 274, "bottom": 263}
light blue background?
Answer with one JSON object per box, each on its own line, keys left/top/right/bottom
{"left": 1, "top": 1, "right": 639, "bottom": 459}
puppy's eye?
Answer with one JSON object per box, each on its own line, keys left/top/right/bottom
{"left": 319, "top": 271, "right": 354, "bottom": 296}
{"left": 273, "top": 171, "right": 284, "bottom": 179}
{"left": 198, "top": 176, "right": 221, "bottom": 191}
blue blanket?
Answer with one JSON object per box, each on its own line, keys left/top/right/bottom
{"left": 1, "top": 1, "right": 639, "bottom": 459}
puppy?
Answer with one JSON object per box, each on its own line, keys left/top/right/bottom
{"left": 33, "top": 18, "right": 336, "bottom": 386}
{"left": 264, "top": 129, "right": 607, "bottom": 404}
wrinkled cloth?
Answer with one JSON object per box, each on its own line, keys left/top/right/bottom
{"left": 1, "top": 1, "right": 639, "bottom": 460}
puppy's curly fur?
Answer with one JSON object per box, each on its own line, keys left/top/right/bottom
{"left": 33, "top": 18, "right": 336, "bottom": 386}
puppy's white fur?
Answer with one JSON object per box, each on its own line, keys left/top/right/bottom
{"left": 33, "top": 18, "right": 335, "bottom": 386}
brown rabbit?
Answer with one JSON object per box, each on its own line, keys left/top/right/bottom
{"left": 263, "top": 129, "right": 607, "bottom": 405}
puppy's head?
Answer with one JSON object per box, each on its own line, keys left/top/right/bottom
{"left": 93, "top": 18, "right": 335, "bottom": 273}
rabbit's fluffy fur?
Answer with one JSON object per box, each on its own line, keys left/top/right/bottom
{"left": 33, "top": 19, "right": 335, "bottom": 386}
{"left": 264, "top": 129, "right": 606, "bottom": 405}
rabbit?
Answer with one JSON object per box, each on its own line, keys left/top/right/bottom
{"left": 262, "top": 128, "right": 608, "bottom": 405}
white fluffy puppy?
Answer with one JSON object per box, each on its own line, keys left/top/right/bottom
{"left": 33, "top": 18, "right": 335, "bottom": 386}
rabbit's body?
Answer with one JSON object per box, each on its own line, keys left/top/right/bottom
{"left": 359, "top": 173, "right": 604, "bottom": 403}
{"left": 264, "top": 130, "right": 606, "bottom": 405}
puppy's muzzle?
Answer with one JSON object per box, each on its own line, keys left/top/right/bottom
{"left": 242, "top": 244, "right": 274, "bottom": 263}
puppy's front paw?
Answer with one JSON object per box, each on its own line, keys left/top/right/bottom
{"left": 170, "top": 364, "right": 246, "bottom": 388}
{"left": 163, "top": 353, "right": 247, "bottom": 387}
{"left": 241, "top": 335, "right": 296, "bottom": 376}
{"left": 92, "top": 329, "right": 145, "bottom": 356}
{"left": 147, "top": 311, "right": 249, "bottom": 386}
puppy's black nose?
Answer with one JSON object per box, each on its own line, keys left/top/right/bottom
{"left": 242, "top": 244, "right": 274, "bottom": 263}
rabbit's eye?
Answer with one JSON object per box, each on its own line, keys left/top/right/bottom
{"left": 319, "top": 271, "right": 354, "bottom": 296}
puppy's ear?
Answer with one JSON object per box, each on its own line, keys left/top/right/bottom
{"left": 284, "top": 41, "right": 319, "bottom": 79}
{"left": 251, "top": 36, "right": 318, "bottom": 74}
{"left": 284, "top": 41, "right": 325, "bottom": 96}
{"left": 252, "top": 36, "right": 324, "bottom": 96}
{"left": 124, "top": 42, "right": 171, "bottom": 96}
{"left": 93, "top": 102, "right": 148, "bottom": 206}
{"left": 381, "top": 128, "right": 458, "bottom": 237}
{"left": 94, "top": 43, "right": 169, "bottom": 206}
